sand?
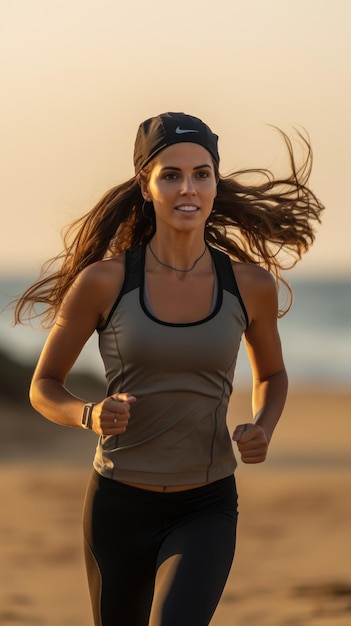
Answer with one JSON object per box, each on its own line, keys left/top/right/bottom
{"left": 0, "top": 387, "right": 350, "bottom": 626}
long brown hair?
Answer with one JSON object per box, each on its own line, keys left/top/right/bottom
{"left": 14, "top": 127, "right": 324, "bottom": 325}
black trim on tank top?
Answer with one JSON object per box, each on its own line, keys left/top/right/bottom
{"left": 210, "top": 247, "right": 249, "bottom": 327}
{"left": 98, "top": 243, "right": 248, "bottom": 331}
{"left": 97, "top": 247, "right": 143, "bottom": 332}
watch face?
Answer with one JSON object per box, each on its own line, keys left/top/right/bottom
{"left": 82, "top": 405, "right": 92, "bottom": 428}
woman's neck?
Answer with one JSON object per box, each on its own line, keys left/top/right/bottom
{"left": 148, "top": 233, "right": 208, "bottom": 274}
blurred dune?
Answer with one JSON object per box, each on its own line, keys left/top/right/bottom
{"left": 0, "top": 348, "right": 350, "bottom": 625}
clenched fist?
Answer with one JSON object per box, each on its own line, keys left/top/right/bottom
{"left": 232, "top": 423, "right": 269, "bottom": 464}
{"left": 91, "top": 392, "right": 136, "bottom": 435}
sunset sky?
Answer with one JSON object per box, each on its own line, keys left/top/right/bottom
{"left": 1, "top": 0, "right": 350, "bottom": 278}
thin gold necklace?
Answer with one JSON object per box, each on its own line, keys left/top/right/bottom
{"left": 148, "top": 242, "right": 207, "bottom": 273}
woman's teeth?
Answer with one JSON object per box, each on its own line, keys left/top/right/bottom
{"left": 176, "top": 206, "right": 198, "bottom": 212}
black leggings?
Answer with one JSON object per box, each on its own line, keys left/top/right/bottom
{"left": 83, "top": 471, "right": 238, "bottom": 626}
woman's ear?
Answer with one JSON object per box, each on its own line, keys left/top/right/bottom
{"left": 139, "top": 179, "right": 150, "bottom": 201}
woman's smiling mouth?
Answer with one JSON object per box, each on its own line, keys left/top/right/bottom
{"left": 175, "top": 205, "right": 199, "bottom": 213}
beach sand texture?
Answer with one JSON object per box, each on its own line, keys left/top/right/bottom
{"left": 0, "top": 387, "right": 350, "bottom": 626}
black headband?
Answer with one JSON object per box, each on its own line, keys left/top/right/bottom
{"left": 133, "top": 112, "right": 220, "bottom": 174}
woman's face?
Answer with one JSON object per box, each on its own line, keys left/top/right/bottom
{"left": 141, "top": 143, "right": 217, "bottom": 233}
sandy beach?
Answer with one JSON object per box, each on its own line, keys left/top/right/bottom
{"left": 1, "top": 386, "right": 350, "bottom": 626}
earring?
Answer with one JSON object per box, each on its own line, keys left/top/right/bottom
{"left": 141, "top": 199, "right": 154, "bottom": 220}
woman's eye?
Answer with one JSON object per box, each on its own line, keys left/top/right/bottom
{"left": 162, "top": 170, "right": 210, "bottom": 181}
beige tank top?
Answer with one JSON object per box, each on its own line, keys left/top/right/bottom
{"left": 93, "top": 244, "right": 248, "bottom": 485}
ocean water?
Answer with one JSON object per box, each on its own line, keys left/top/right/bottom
{"left": 0, "top": 276, "right": 350, "bottom": 388}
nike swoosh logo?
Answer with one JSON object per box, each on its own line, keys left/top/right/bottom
{"left": 175, "top": 126, "right": 200, "bottom": 134}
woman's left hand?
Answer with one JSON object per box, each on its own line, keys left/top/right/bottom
{"left": 232, "top": 423, "right": 269, "bottom": 464}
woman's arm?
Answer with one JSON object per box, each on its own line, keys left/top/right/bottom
{"left": 30, "top": 256, "right": 136, "bottom": 435}
{"left": 232, "top": 264, "right": 288, "bottom": 463}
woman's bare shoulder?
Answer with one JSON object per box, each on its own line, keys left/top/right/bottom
{"left": 232, "top": 261, "right": 276, "bottom": 290}
{"left": 231, "top": 261, "right": 278, "bottom": 323}
{"left": 64, "top": 254, "right": 126, "bottom": 324}
{"left": 76, "top": 254, "right": 125, "bottom": 288}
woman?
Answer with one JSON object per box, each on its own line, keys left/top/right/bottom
{"left": 15, "top": 112, "right": 324, "bottom": 626}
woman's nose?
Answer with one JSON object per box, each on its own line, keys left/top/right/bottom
{"left": 180, "top": 177, "right": 196, "bottom": 194}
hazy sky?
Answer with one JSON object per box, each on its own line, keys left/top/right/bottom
{"left": 1, "top": 0, "right": 350, "bottom": 277}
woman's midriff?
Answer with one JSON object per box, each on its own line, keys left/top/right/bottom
{"left": 119, "top": 481, "right": 209, "bottom": 492}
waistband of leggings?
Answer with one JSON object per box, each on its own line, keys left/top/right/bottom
{"left": 91, "top": 468, "right": 235, "bottom": 503}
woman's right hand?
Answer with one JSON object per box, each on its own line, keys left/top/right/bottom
{"left": 91, "top": 393, "right": 137, "bottom": 435}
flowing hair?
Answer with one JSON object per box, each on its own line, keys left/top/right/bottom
{"left": 14, "top": 127, "right": 324, "bottom": 325}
